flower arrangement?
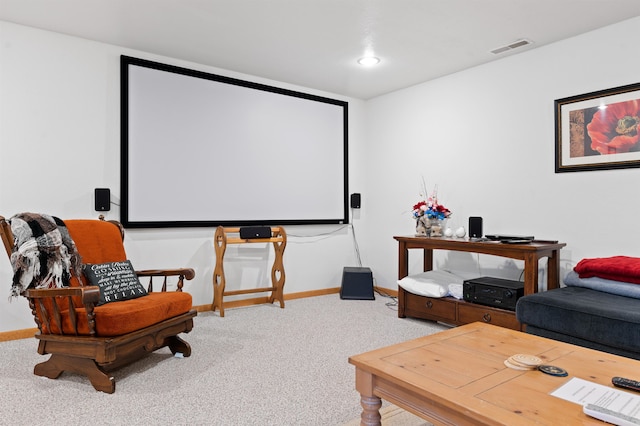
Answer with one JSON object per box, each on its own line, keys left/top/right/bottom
{"left": 411, "top": 186, "right": 452, "bottom": 221}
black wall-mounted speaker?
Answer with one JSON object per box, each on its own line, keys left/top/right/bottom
{"left": 239, "top": 226, "right": 272, "bottom": 239}
{"left": 95, "top": 188, "right": 111, "bottom": 211}
{"left": 350, "top": 193, "right": 361, "bottom": 209}
{"left": 469, "top": 216, "right": 483, "bottom": 238}
{"left": 340, "top": 267, "right": 375, "bottom": 300}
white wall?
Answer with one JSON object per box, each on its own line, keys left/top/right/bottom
{"left": 2, "top": 17, "right": 640, "bottom": 333}
{"left": 0, "top": 21, "right": 367, "bottom": 331}
{"left": 361, "top": 16, "right": 640, "bottom": 290}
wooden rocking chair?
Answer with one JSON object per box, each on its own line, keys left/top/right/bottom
{"left": 0, "top": 214, "right": 197, "bottom": 393}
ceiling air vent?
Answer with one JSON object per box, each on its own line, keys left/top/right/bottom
{"left": 490, "top": 39, "right": 533, "bottom": 55}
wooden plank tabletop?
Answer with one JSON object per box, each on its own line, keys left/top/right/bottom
{"left": 349, "top": 322, "right": 637, "bottom": 425}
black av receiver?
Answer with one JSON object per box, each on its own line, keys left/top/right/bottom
{"left": 463, "top": 276, "right": 524, "bottom": 311}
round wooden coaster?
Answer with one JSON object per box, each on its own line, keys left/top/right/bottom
{"left": 506, "top": 356, "right": 538, "bottom": 369}
{"left": 510, "top": 353, "right": 542, "bottom": 367}
{"left": 504, "top": 359, "right": 533, "bottom": 371}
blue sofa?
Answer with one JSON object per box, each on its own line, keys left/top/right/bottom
{"left": 516, "top": 286, "right": 640, "bottom": 360}
{"left": 516, "top": 265, "right": 640, "bottom": 360}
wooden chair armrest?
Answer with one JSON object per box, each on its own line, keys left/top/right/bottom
{"left": 135, "top": 268, "right": 195, "bottom": 280}
{"left": 23, "top": 286, "right": 101, "bottom": 304}
{"left": 135, "top": 268, "right": 195, "bottom": 292}
{"left": 22, "top": 286, "right": 101, "bottom": 336}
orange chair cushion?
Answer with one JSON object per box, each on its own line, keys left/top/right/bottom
{"left": 33, "top": 219, "right": 193, "bottom": 336}
{"left": 66, "top": 219, "right": 127, "bottom": 265}
{"left": 29, "top": 219, "right": 129, "bottom": 317}
{"left": 42, "top": 291, "right": 193, "bottom": 336}
{"left": 65, "top": 220, "right": 127, "bottom": 288}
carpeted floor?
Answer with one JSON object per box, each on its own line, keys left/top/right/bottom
{"left": 0, "top": 293, "right": 446, "bottom": 425}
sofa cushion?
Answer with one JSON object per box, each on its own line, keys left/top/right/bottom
{"left": 523, "top": 326, "right": 640, "bottom": 360}
{"left": 516, "top": 287, "right": 640, "bottom": 354}
{"left": 42, "top": 291, "right": 193, "bottom": 336}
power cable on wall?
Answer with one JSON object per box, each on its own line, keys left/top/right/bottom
{"left": 350, "top": 206, "right": 398, "bottom": 307}
{"left": 349, "top": 207, "right": 363, "bottom": 268}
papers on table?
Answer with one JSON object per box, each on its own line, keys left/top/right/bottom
{"left": 551, "top": 377, "right": 640, "bottom": 424}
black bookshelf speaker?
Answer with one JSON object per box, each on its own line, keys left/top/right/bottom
{"left": 350, "top": 193, "right": 361, "bottom": 209}
{"left": 340, "top": 267, "right": 375, "bottom": 300}
{"left": 94, "top": 188, "right": 110, "bottom": 211}
{"left": 239, "top": 226, "right": 272, "bottom": 239}
{"left": 469, "top": 216, "right": 483, "bottom": 238}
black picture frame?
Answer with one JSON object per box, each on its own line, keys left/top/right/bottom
{"left": 555, "top": 82, "right": 640, "bottom": 173}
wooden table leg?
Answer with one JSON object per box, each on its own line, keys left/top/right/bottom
{"left": 398, "top": 241, "right": 409, "bottom": 318}
{"left": 355, "top": 368, "right": 381, "bottom": 426}
{"left": 360, "top": 395, "right": 382, "bottom": 426}
{"left": 423, "top": 248, "right": 433, "bottom": 272}
{"left": 547, "top": 249, "right": 561, "bottom": 291}
{"left": 523, "top": 253, "right": 539, "bottom": 294}
{"left": 398, "top": 241, "right": 409, "bottom": 280}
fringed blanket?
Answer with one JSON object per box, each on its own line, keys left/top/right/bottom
{"left": 574, "top": 256, "right": 640, "bottom": 285}
{"left": 9, "top": 213, "right": 82, "bottom": 299}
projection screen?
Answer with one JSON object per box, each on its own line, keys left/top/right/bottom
{"left": 121, "top": 56, "right": 348, "bottom": 228}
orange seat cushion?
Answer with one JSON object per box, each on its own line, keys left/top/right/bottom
{"left": 32, "top": 219, "right": 193, "bottom": 337}
{"left": 44, "top": 291, "right": 193, "bottom": 336}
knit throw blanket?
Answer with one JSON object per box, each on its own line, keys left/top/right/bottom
{"left": 574, "top": 256, "right": 640, "bottom": 284}
{"left": 9, "top": 213, "right": 82, "bottom": 299}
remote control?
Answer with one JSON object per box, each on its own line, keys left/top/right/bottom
{"left": 613, "top": 377, "right": 640, "bottom": 393}
{"left": 584, "top": 403, "right": 640, "bottom": 425}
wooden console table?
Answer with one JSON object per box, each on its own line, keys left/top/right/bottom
{"left": 213, "top": 226, "right": 286, "bottom": 317}
{"left": 394, "top": 236, "right": 566, "bottom": 329}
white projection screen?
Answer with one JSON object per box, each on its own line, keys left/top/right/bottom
{"left": 121, "top": 56, "right": 348, "bottom": 228}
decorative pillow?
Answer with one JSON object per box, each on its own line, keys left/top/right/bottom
{"left": 448, "top": 283, "right": 464, "bottom": 300}
{"left": 397, "top": 270, "right": 465, "bottom": 298}
{"left": 83, "top": 260, "right": 147, "bottom": 305}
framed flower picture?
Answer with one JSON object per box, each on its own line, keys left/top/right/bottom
{"left": 555, "top": 82, "right": 640, "bottom": 173}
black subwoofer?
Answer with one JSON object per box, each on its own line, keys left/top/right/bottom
{"left": 340, "top": 267, "right": 375, "bottom": 300}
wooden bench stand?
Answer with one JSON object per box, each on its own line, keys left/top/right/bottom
{"left": 212, "top": 226, "right": 286, "bottom": 317}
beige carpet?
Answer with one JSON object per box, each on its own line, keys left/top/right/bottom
{"left": 344, "top": 404, "right": 432, "bottom": 426}
{"left": 0, "top": 294, "right": 447, "bottom": 425}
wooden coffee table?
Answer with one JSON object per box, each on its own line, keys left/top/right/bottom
{"left": 349, "top": 322, "right": 640, "bottom": 425}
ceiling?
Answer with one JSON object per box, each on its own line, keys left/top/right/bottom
{"left": 2, "top": 0, "right": 640, "bottom": 100}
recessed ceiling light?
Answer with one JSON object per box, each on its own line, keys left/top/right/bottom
{"left": 357, "top": 56, "right": 380, "bottom": 66}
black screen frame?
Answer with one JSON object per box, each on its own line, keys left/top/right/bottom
{"left": 120, "top": 55, "right": 349, "bottom": 228}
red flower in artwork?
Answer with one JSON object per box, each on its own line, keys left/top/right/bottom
{"left": 586, "top": 99, "right": 640, "bottom": 154}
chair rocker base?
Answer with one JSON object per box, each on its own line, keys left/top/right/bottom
{"left": 34, "top": 354, "right": 116, "bottom": 393}
{"left": 34, "top": 309, "right": 197, "bottom": 393}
